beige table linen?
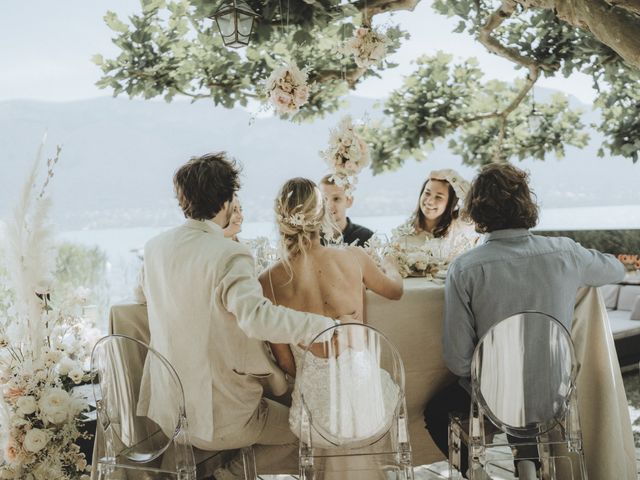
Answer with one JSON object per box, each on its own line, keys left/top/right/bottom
{"left": 92, "top": 280, "right": 635, "bottom": 479}
{"left": 571, "top": 286, "right": 636, "bottom": 479}
{"left": 365, "top": 278, "right": 455, "bottom": 466}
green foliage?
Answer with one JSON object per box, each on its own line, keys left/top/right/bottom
{"left": 97, "top": 0, "right": 640, "bottom": 169}
{"left": 54, "top": 242, "right": 108, "bottom": 301}
{"left": 96, "top": 0, "right": 407, "bottom": 119}
{"left": 0, "top": 243, "right": 109, "bottom": 319}
{"left": 430, "top": 0, "right": 640, "bottom": 164}
{"left": 537, "top": 229, "right": 640, "bottom": 257}
{"left": 365, "top": 53, "right": 588, "bottom": 169}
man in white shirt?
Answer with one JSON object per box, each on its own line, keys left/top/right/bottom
{"left": 140, "top": 153, "right": 341, "bottom": 479}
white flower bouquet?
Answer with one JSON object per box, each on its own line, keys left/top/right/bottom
{"left": 383, "top": 241, "right": 442, "bottom": 279}
{"left": 265, "top": 61, "right": 311, "bottom": 116}
{"left": 0, "top": 142, "right": 97, "bottom": 479}
{"left": 320, "top": 116, "right": 370, "bottom": 194}
{"left": 343, "top": 26, "right": 389, "bottom": 68}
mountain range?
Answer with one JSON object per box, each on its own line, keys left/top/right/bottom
{"left": 1, "top": 93, "right": 638, "bottom": 230}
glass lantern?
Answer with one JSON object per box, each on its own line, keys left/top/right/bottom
{"left": 212, "top": 0, "right": 259, "bottom": 48}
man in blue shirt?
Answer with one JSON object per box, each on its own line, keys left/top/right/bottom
{"left": 424, "top": 163, "right": 624, "bottom": 478}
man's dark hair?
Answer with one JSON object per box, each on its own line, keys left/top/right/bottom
{"left": 463, "top": 163, "right": 539, "bottom": 233}
{"left": 173, "top": 152, "right": 241, "bottom": 220}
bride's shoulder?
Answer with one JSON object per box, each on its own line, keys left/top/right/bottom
{"left": 258, "top": 260, "right": 285, "bottom": 283}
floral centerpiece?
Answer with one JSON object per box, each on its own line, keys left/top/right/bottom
{"left": 265, "top": 61, "right": 311, "bottom": 116}
{"left": 319, "top": 115, "right": 370, "bottom": 195}
{"left": 342, "top": 26, "right": 389, "bottom": 68}
{"left": 383, "top": 241, "right": 442, "bottom": 279}
{"left": 0, "top": 143, "right": 98, "bottom": 480}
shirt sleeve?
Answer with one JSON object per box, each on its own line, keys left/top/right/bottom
{"left": 572, "top": 242, "right": 625, "bottom": 287}
{"left": 219, "top": 251, "right": 337, "bottom": 344}
{"left": 443, "top": 262, "right": 477, "bottom": 378}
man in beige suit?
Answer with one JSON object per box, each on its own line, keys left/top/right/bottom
{"left": 139, "top": 153, "right": 340, "bottom": 479}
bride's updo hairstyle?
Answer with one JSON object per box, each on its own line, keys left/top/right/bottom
{"left": 275, "top": 178, "right": 336, "bottom": 268}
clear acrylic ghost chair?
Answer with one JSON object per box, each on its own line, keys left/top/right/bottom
{"left": 105, "top": 306, "right": 257, "bottom": 480}
{"left": 448, "top": 312, "right": 587, "bottom": 480}
{"left": 297, "top": 323, "right": 413, "bottom": 480}
{"left": 91, "top": 334, "right": 197, "bottom": 480}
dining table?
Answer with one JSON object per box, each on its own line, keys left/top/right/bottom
{"left": 96, "top": 278, "right": 636, "bottom": 479}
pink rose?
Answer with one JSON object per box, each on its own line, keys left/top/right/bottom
{"left": 293, "top": 85, "right": 309, "bottom": 105}
{"left": 271, "top": 90, "right": 295, "bottom": 114}
{"left": 4, "top": 386, "right": 25, "bottom": 404}
{"left": 4, "top": 437, "right": 24, "bottom": 464}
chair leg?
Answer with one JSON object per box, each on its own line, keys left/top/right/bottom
{"left": 448, "top": 414, "right": 463, "bottom": 479}
{"left": 240, "top": 446, "right": 257, "bottom": 480}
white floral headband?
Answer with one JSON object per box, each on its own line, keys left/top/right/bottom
{"left": 275, "top": 187, "right": 324, "bottom": 229}
{"left": 276, "top": 212, "right": 322, "bottom": 228}
{"left": 428, "top": 169, "right": 470, "bottom": 204}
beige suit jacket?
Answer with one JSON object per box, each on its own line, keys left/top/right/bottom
{"left": 139, "top": 219, "right": 335, "bottom": 448}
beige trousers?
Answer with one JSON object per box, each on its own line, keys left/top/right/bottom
{"left": 216, "top": 398, "right": 298, "bottom": 476}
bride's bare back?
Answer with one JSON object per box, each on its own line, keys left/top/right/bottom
{"left": 259, "top": 244, "right": 403, "bottom": 376}
{"left": 265, "top": 246, "right": 364, "bottom": 319}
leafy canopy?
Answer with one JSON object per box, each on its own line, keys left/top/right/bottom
{"left": 96, "top": 0, "right": 640, "bottom": 168}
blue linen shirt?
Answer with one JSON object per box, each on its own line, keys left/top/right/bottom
{"left": 443, "top": 229, "right": 625, "bottom": 377}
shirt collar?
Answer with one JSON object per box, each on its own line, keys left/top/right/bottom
{"left": 485, "top": 228, "right": 531, "bottom": 242}
{"left": 343, "top": 217, "right": 353, "bottom": 233}
{"left": 184, "top": 218, "right": 224, "bottom": 236}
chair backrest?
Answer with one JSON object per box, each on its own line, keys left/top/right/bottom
{"left": 471, "top": 312, "right": 577, "bottom": 438}
{"left": 91, "top": 334, "right": 193, "bottom": 469}
{"left": 297, "top": 323, "right": 405, "bottom": 449}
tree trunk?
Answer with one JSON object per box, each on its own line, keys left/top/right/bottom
{"left": 521, "top": 0, "right": 640, "bottom": 70}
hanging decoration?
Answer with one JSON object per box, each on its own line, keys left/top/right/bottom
{"left": 342, "top": 26, "right": 390, "bottom": 69}
{"left": 320, "top": 116, "right": 370, "bottom": 195}
{"left": 265, "top": 61, "right": 311, "bottom": 116}
{"left": 528, "top": 89, "right": 545, "bottom": 133}
{"left": 211, "top": 0, "right": 260, "bottom": 48}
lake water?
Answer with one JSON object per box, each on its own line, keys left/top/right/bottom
{"left": 54, "top": 205, "right": 640, "bottom": 310}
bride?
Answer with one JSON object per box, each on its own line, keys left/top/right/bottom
{"left": 258, "top": 177, "right": 403, "bottom": 446}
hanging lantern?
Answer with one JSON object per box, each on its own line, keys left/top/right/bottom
{"left": 527, "top": 106, "right": 545, "bottom": 133}
{"left": 211, "top": 0, "right": 259, "bottom": 48}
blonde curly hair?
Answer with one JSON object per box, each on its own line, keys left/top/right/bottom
{"left": 275, "top": 178, "right": 339, "bottom": 273}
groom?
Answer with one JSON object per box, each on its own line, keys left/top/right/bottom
{"left": 139, "top": 153, "right": 341, "bottom": 479}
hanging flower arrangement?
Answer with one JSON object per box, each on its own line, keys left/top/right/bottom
{"left": 319, "top": 116, "right": 370, "bottom": 195}
{"left": 265, "top": 61, "right": 311, "bottom": 116}
{"left": 342, "top": 26, "right": 389, "bottom": 68}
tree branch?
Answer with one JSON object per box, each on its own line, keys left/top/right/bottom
{"left": 338, "top": 0, "right": 419, "bottom": 21}
{"left": 312, "top": 66, "right": 368, "bottom": 88}
{"left": 519, "top": 0, "right": 640, "bottom": 69}
{"left": 606, "top": 0, "right": 640, "bottom": 16}
{"left": 478, "top": 0, "right": 557, "bottom": 72}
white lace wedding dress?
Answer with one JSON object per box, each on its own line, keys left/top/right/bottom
{"left": 288, "top": 343, "right": 400, "bottom": 448}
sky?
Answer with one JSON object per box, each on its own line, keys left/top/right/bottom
{"left": 0, "top": 0, "right": 598, "bottom": 104}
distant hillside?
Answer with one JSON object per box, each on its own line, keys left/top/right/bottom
{"left": 1, "top": 94, "right": 638, "bottom": 229}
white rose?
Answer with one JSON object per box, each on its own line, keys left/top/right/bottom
{"left": 68, "top": 368, "right": 85, "bottom": 385}
{"left": 15, "top": 396, "right": 37, "bottom": 416}
{"left": 57, "top": 357, "right": 76, "bottom": 376}
{"left": 39, "top": 388, "right": 70, "bottom": 425}
{"left": 42, "top": 349, "right": 62, "bottom": 367}
{"left": 23, "top": 429, "right": 49, "bottom": 453}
